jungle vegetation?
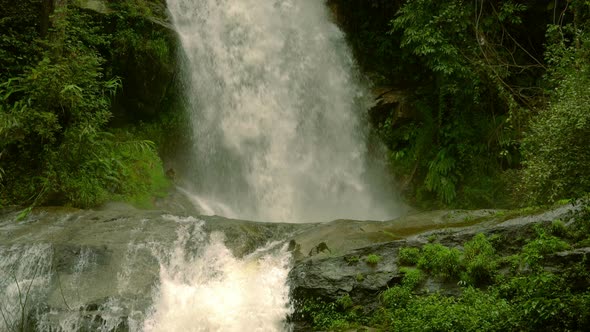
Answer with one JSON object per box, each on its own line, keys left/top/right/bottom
{"left": 334, "top": 0, "right": 590, "bottom": 208}
{"left": 1, "top": 0, "right": 589, "bottom": 211}
{"left": 0, "top": 0, "right": 182, "bottom": 209}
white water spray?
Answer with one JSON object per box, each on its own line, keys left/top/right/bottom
{"left": 168, "top": 0, "right": 400, "bottom": 222}
{"left": 143, "top": 216, "right": 292, "bottom": 332}
{"left": 0, "top": 244, "right": 53, "bottom": 332}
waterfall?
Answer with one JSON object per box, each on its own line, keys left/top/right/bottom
{"left": 168, "top": 0, "right": 400, "bottom": 222}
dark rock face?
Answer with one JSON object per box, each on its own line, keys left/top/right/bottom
{"left": 290, "top": 241, "right": 402, "bottom": 303}
{"left": 368, "top": 87, "right": 412, "bottom": 128}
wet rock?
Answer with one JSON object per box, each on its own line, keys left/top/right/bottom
{"left": 368, "top": 87, "right": 411, "bottom": 128}
{"left": 546, "top": 247, "right": 590, "bottom": 269}
{"left": 0, "top": 203, "right": 582, "bottom": 330}
{"left": 287, "top": 204, "right": 580, "bottom": 308}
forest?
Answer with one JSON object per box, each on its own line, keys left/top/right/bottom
{"left": 1, "top": 0, "right": 590, "bottom": 331}
{"left": 332, "top": 0, "right": 590, "bottom": 209}
{"left": 1, "top": 0, "right": 589, "bottom": 211}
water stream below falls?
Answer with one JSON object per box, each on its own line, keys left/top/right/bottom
{"left": 169, "top": 0, "right": 401, "bottom": 222}
{"left": 0, "top": 213, "right": 294, "bottom": 332}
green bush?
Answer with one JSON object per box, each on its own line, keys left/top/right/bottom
{"left": 381, "top": 286, "right": 413, "bottom": 310}
{"left": 520, "top": 22, "right": 590, "bottom": 204}
{"left": 388, "top": 289, "right": 513, "bottom": 332}
{"left": 336, "top": 294, "right": 354, "bottom": 310}
{"left": 299, "top": 298, "right": 361, "bottom": 331}
{"left": 521, "top": 229, "right": 569, "bottom": 269}
{"left": 400, "top": 267, "right": 423, "bottom": 290}
{"left": 398, "top": 247, "right": 420, "bottom": 266}
{"left": 365, "top": 254, "right": 382, "bottom": 265}
{"left": 462, "top": 233, "right": 498, "bottom": 285}
{"left": 417, "top": 243, "right": 461, "bottom": 278}
{"left": 568, "top": 200, "right": 590, "bottom": 244}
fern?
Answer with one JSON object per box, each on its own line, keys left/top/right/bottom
{"left": 425, "top": 149, "right": 458, "bottom": 204}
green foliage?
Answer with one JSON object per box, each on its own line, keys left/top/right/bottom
{"left": 349, "top": 0, "right": 552, "bottom": 208}
{"left": 0, "top": 0, "right": 43, "bottom": 82}
{"left": 108, "top": 0, "right": 176, "bottom": 93}
{"left": 388, "top": 289, "right": 513, "bottom": 332}
{"left": 399, "top": 267, "right": 423, "bottom": 290}
{"left": 567, "top": 199, "right": 590, "bottom": 244}
{"left": 381, "top": 285, "right": 413, "bottom": 310}
{"left": 398, "top": 247, "right": 420, "bottom": 266}
{"left": 333, "top": 0, "right": 590, "bottom": 209}
{"left": 299, "top": 297, "right": 362, "bottom": 331}
{"left": 0, "top": 2, "right": 170, "bottom": 208}
{"left": 336, "top": 294, "right": 354, "bottom": 310}
{"left": 365, "top": 254, "right": 382, "bottom": 265}
{"left": 461, "top": 233, "right": 498, "bottom": 285}
{"left": 520, "top": 227, "right": 570, "bottom": 269}
{"left": 299, "top": 219, "right": 590, "bottom": 331}
{"left": 496, "top": 271, "right": 590, "bottom": 330}
{"left": 424, "top": 149, "right": 457, "bottom": 204}
{"left": 549, "top": 219, "right": 568, "bottom": 238}
{"left": 520, "top": 62, "right": 590, "bottom": 203}
{"left": 417, "top": 243, "right": 461, "bottom": 278}
{"left": 344, "top": 255, "right": 360, "bottom": 265}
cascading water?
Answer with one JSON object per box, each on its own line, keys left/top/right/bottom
{"left": 168, "top": 0, "right": 401, "bottom": 222}
{"left": 0, "top": 214, "right": 292, "bottom": 332}
{"left": 143, "top": 217, "right": 292, "bottom": 332}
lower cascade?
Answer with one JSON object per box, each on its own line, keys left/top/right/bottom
{"left": 143, "top": 219, "right": 292, "bottom": 332}
{"left": 0, "top": 215, "right": 293, "bottom": 332}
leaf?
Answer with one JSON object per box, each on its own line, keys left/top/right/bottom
{"left": 16, "top": 206, "right": 33, "bottom": 222}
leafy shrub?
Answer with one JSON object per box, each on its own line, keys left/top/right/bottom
{"left": 336, "top": 294, "right": 354, "bottom": 310}
{"left": 462, "top": 233, "right": 498, "bottom": 285}
{"left": 496, "top": 272, "right": 586, "bottom": 330}
{"left": 366, "top": 254, "right": 382, "bottom": 265}
{"left": 520, "top": 22, "right": 590, "bottom": 204}
{"left": 563, "top": 198, "right": 590, "bottom": 244}
{"left": 345, "top": 255, "right": 360, "bottom": 265}
{"left": 521, "top": 230, "right": 569, "bottom": 269}
{"left": 388, "top": 289, "right": 513, "bottom": 332}
{"left": 417, "top": 243, "right": 461, "bottom": 278}
{"left": 299, "top": 298, "right": 360, "bottom": 331}
{"left": 0, "top": 3, "right": 170, "bottom": 208}
{"left": 400, "top": 267, "right": 423, "bottom": 290}
{"left": 398, "top": 247, "right": 420, "bottom": 266}
{"left": 381, "top": 286, "right": 413, "bottom": 310}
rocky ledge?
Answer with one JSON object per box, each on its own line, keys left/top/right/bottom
{"left": 1, "top": 202, "right": 587, "bottom": 331}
